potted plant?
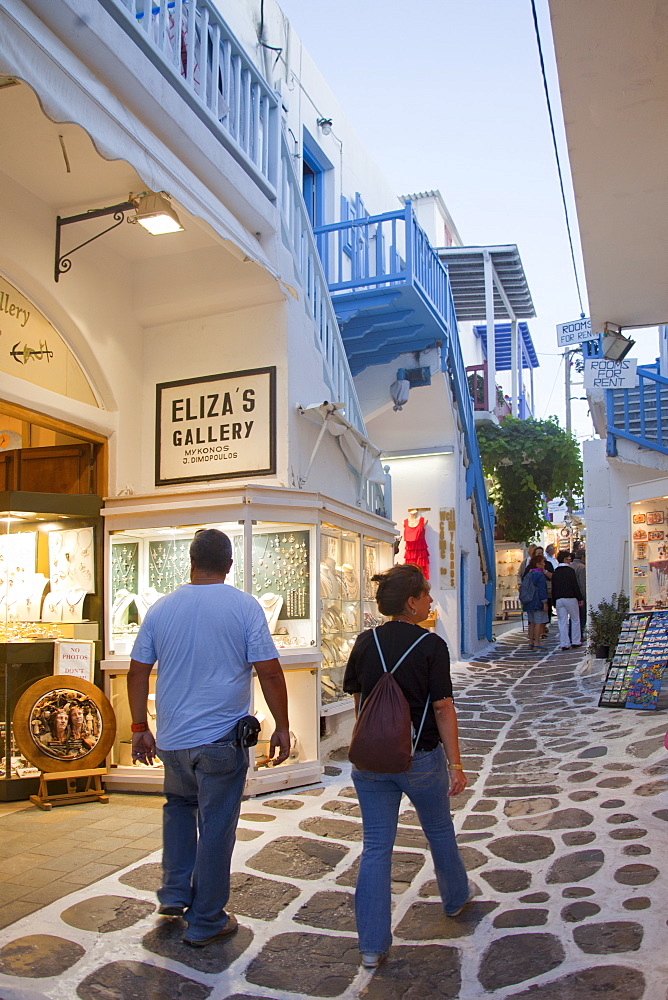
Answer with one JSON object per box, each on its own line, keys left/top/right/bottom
{"left": 587, "top": 592, "right": 629, "bottom": 659}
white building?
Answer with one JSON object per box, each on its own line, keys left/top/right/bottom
{"left": 0, "top": 0, "right": 535, "bottom": 797}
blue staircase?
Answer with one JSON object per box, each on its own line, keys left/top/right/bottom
{"left": 314, "top": 204, "right": 497, "bottom": 638}
{"left": 608, "top": 362, "right": 668, "bottom": 457}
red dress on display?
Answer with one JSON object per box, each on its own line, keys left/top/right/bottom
{"left": 403, "top": 517, "right": 430, "bottom": 579}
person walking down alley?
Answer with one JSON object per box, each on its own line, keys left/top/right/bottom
{"left": 127, "top": 529, "right": 290, "bottom": 947}
{"left": 572, "top": 548, "right": 587, "bottom": 636}
{"left": 519, "top": 554, "right": 549, "bottom": 650}
{"left": 551, "top": 550, "right": 584, "bottom": 649}
{"left": 343, "top": 565, "right": 469, "bottom": 970}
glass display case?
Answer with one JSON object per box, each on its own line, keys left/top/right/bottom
{"left": 495, "top": 544, "right": 524, "bottom": 619}
{"left": 319, "top": 529, "right": 394, "bottom": 713}
{"left": 320, "top": 525, "right": 360, "bottom": 708}
{"left": 101, "top": 485, "right": 395, "bottom": 794}
{"left": 0, "top": 492, "right": 102, "bottom": 800}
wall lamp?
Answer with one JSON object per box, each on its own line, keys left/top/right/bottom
{"left": 602, "top": 323, "right": 635, "bottom": 362}
{"left": 55, "top": 190, "right": 183, "bottom": 281}
{"left": 316, "top": 117, "right": 333, "bottom": 135}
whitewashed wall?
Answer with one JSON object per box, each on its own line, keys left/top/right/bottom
{"left": 584, "top": 438, "right": 668, "bottom": 612}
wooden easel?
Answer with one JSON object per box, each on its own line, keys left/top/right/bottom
{"left": 30, "top": 767, "right": 109, "bottom": 811}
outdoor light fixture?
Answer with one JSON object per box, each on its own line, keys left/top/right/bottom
{"left": 602, "top": 324, "right": 635, "bottom": 362}
{"left": 54, "top": 189, "right": 184, "bottom": 281}
{"left": 317, "top": 117, "right": 333, "bottom": 135}
{"left": 128, "top": 191, "right": 183, "bottom": 235}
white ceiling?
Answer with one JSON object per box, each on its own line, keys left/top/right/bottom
{"left": 548, "top": 0, "right": 668, "bottom": 335}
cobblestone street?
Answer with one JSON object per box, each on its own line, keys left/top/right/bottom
{"left": 0, "top": 627, "right": 666, "bottom": 1000}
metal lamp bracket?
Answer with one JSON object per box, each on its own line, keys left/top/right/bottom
{"left": 55, "top": 201, "right": 134, "bottom": 282}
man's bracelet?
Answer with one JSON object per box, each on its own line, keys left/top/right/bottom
{"left": 131, "top": 722, "right": 148, "bottom": 733}
{"left": 449, "top": 762, "right": 464, "bottom": 770}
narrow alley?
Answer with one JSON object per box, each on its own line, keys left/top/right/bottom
{"left": 0, "top": 628, "right": 666, "bottom": 1000}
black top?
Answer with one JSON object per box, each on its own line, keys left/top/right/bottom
{"left": 551, "top": 564, "right": 583, "bottom": 601}
{"left": 343, "top": 621, "right": 453, "bottom": 751}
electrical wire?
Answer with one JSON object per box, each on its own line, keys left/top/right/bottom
{"left": 530, "top": 0, "right": 585, "bottom": 316}
{"left": 541, "top": 351, "right": 564, "bottom": 418}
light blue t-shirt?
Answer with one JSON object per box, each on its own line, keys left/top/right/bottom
{"left": 131, "top": 583, "right": 278, "bottom": 751}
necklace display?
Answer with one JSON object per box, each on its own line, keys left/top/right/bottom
{"left": 148, "top": 538, "right": 192, "bottom": 593}
{"left": 249, "top": 530, "right": 310, "bottom": 620}
{"left": 48, "top": 527, "right": 95, "bottom": 593}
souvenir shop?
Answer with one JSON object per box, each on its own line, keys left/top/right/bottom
{"left": 628, "top": 477, "right": 668, "bottom": 612}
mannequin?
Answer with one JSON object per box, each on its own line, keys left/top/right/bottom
{"left": 403, "top": 508, "right": 430, "bottom": 579}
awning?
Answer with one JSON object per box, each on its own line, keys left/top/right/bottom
{"left": 437, "top": 245, "right": 536, "bottom": 322}
{"left": 473, "top": 322, "right": 539, "bottom": 370}
{"left": 297, "top": 403, "right": 385, "bottom": 485}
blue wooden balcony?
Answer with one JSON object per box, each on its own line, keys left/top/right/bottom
{"left": 607, "top": 361, "right": 668, "bottom": 457}
{"left": 314, "top": 205, "right": 497, "bottom": 635}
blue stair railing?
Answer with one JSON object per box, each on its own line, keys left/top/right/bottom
{"left": 316, "top": 206, "right": 497, "bottom": 628}
{"left": 607, "top": 361, "right": 668, "bottom": 457}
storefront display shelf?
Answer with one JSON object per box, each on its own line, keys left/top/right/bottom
{"left": 102, "top": 485, "right": 395, "bottom": 794}
{"left": 0, "top": 493, "right": 102, "bottom": 800}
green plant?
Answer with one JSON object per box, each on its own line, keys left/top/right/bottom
{"left": 587, "top": 592, "right": 630, "bottom": 656}
{"left": 476, "top": 416, "right": 583, "bottom": 542}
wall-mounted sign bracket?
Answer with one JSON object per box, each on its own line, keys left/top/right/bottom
{"left": 55, "top": 201, "right": 133, "bottom": 282}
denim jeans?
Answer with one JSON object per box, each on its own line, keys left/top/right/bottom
{"left": 156, "top": 737, "right": 248, "bottom": 941}
{"left": 352, "top": 744, "right": 469, "bottom": 954}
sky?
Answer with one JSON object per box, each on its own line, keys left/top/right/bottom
{"left": 275, "top": 0, "right": 656, "bottom": 441}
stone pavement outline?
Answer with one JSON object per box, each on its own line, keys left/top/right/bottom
{"left": 0, "top": 628, "right": 666, "bottom": 1000}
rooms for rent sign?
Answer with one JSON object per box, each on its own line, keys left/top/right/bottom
{"left": 156, "top": 367, "right": 276, "bottom": 485}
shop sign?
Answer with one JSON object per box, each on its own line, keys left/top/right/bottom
{"left": 156, "top": 367, "right": 276, "bottom": 485}
{"left": 556, "top": 316, "right": 592, "bottom": 347}
{"left": 583, "top": 357, "right": 637, "bottom": 389}
{"left": 0, "top": 275, "right": 97, "bottom": 407}
{"left": 439, "top": 507, "right": 456, "bottom": 589}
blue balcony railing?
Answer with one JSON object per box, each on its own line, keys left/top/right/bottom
{"left": 607, "top": 361, "right": 668, "bottom": 457}
{"left": 315, "top": 202, "right": 451, "bottom": 326}
{"left": 315, "top": 206, "right": 497, "bottom": 613}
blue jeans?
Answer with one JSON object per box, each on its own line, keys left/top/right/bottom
{"left": 157, "top": 738, "right": 248, "bottom": 941}
{"left": 352, "top": 744, "right": 469, "bottom": 954}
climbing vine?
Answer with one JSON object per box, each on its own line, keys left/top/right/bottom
{"left": 476, "top": 416, "right": 583, "bottom": 543}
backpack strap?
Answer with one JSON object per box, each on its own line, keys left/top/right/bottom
{"left": 372, "top": 627, "right": 428, "bottom": 673}
{"left": 372, "top": 628, "right": 431, "bottom": 752}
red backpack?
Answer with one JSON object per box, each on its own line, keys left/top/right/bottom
{"left": 349, "top": 628, "right": 430, "bottom": 773}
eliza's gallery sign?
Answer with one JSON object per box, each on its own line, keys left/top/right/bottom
{"left": 156, "top": 367, "right": 276, "bottom": 486}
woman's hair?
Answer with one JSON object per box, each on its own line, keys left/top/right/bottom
{"left": 372, "top": 564, "right": 428, "bottom": 616}
{"left": 528, "top": 555, "right": 545, "bottom": 571}
{"left": 527, "top": 543, "right": 537, "bottom": 557}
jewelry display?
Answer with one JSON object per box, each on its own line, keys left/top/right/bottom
{"left": 48, "top": 527, "right": 95, "bottom": 593}
{"left": 111, "top": 542, "right": 139, "bottom": 599}
{"left": 320, "top": 528, "right": 364, "bottom": 704}
{"left": 62, "top": 587, "right": 87, "bottom": 623}
{"left": 0, "top": 532, "right": 37, "bottom": 598}
{"left": 258, "top": 592, "right": 284, "bottom": 634}
{"left": 250, "top": 530, "right": 310, "bottom": 620}
{"left": 135, "top": 588, "right": 164, "bottom": 623}
{"left": 42, "top": 591, "right": 64, "bottom": 623}
{"left": 148, "top": 538, "right": 192, "bottom": 593}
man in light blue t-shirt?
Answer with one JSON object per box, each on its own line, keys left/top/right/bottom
{"left": 127, "top": 528, "right": 289, "bottom": 947}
